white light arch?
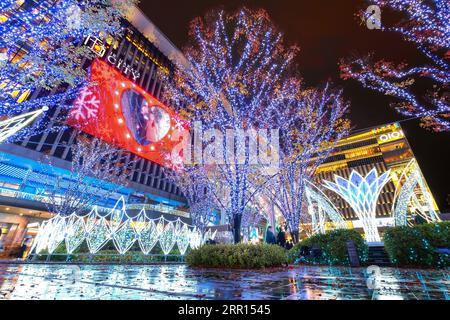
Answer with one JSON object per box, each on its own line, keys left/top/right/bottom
{"left": 30, "top": 197, "right": 216, "bottom": 257}
{"left": 305, "top": 180, "right": 347, "bottom": 235}
{"left": 392, "top": 159, "right": 440, "bottom": 226}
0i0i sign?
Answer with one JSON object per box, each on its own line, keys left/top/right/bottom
{"left": 378, "top": 131, "right": 404, "bottom": 143}
{"left": 67, "top": 59, "right": 190, "bottom": 170}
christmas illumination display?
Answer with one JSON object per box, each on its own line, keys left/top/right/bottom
{"left": 393, "top": 159, "right": 441, "bottom": 226}
{"left": 262, "top": 85, "right": 350, "bottom": 242}
{"left": 0, "top": 107, "right": 47, "bottom": 143}
{"left": 161, "top": 8, "right": 302, "bottom": 244}
{"left": 163, "top": 165, "right": 216, "bottom": 234}
{"left": 341, "top": 0, "right": 450, "bottom": 132}
{"left": 0, "top": 0, "right": 136, "bottom": 138}
{"left": 324, "top": 168, "right": 391, "bottom": 243}
{"left": 42, "top": 133, "right": 135, "bottom": 217}
{"left": 69, "top": 86, "right": 101, "bottom": 121}
{"left": 305, "top": 180, "right": 347, "bottom": 235}
{"left": 30, "top": 197, "right": 217, "bottom": 257}
{"left": 161, "top": 8, "right": 351, "bottom": 243}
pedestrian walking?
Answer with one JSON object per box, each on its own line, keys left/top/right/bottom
{"left": 276, "top": 227, "right": 286, "bottom": 248}
{"left": 265, "top": 226, "right": 276, "bottom": 245}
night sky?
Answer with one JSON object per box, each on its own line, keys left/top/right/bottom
{"left": 139, "top": 0, "right": 450, "bottom": 211}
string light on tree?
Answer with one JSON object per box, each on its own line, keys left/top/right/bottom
{"left": 161, "top": 8, "right": 302, "bottom": 243}
{"left": 262, "top": 84, "right": 350, "bottom": 242}
{"left": 0, "top": 0, "right": 137, "bottom": 139}
{"left": 341, "top": 0, "right": 450, "bottom": 132}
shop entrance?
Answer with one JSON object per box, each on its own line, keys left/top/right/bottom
{"left": 0, "top": 223, "right": 20, "bottom": 257}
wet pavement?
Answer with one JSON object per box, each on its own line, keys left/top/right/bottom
{"left": 0, "top": 263, "right": 448, "bottom": 300}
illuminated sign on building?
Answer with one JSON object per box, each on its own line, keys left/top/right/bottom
{"left": 84, "top": 35, "right": 141, "bottom": 81}
{"left": 377, "top": 130, "right": 405, "bottom": 143}
{"left": 68, "top": 59, "right": 189, "bottom": 169}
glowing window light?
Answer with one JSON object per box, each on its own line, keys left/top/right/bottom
{"left": 0, "top": 14, "right": 8, "bottom": 24}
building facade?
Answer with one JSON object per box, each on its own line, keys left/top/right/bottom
{"left": 0, "top": 2, "right": 194, "bottom": 257}
{"left": 313, "top": 122, "right": 439, "bottom": 233}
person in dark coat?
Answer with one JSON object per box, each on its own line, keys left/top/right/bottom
{"left": 276, "top": 227, "right": 286, "bottom": 248}
{"left": 285, "top": 240, "right": 294, "bottom": 250}
{"left": 17, "top": 238, "right": 29, "bottom": 259}
{"left": 265, "top": 226, "right": 276, "bottom": 245}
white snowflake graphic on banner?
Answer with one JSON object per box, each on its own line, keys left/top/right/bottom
{"left": 70, "top": 87, "right": 100, "bottom": 121}
{"left": 173, "top": 117, "right": 187, "bottom": 131}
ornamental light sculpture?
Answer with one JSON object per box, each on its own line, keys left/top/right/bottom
{"left": 0, "top": 107, "right": 48, "bottom": 143}
{"left": 305, "top": 180, "right": 347, "bottom": 235}
{"left": 323, "top": 168, "right": 391, "bottom": 243}
{"left": 392, "top": 159, "right": 440, "bottom": 226}
{"left": 29, "top": 197, "right": 217, "bottom": 257}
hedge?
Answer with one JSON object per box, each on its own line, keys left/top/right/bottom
{"left": 33, "top": 251, "right": 182, "bottom": 263}
{"left": 288, "top": 229, "right": 369, "bottom": 266}
{"left": 185, "top": 244, "right": 288, "bottom": 269}
{"left": 384, "top": 222, "right": 450, "bottom": 268}
{"left": 31, "top": 241, "right": 186, "bottom": 263}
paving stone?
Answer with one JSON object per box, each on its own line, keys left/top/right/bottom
{"left": 0, "top": 264, "right": 448, "bottom": 300}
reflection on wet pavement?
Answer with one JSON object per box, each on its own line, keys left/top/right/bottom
{"left": 0, "top": 264, "right": 448, "bottom": 300}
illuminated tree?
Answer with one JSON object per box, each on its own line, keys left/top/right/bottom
{"left": 163, "top": 165, "right": 216, "bottom": 234}
{"left": 241, "top": 206, "right": 267, "bottom": 242}
{"left": 263, "top": 84, "right": 350, "bottom": 243}
{"left": 41, "top": 132, "right": 134, "bottom": 216}
{"left": 162, "top": 8, "right": 300, "bottom": 243}
{"left": 0, "top": 0, "right": 138, "bottom": 139}
{"left": 340, "top": 0, "right": 449, "bottom": 132}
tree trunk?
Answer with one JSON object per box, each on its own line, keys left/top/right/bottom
{"left": 233, "top": 215, "right": 242, "bottom": 244}
{"left": 291, "top": 230, "right": 299, "bottom": 244}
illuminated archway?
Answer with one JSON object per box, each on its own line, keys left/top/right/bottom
{"left": 29, "top": 197, "right": 216, "bottom": 257}
{"left": 305, "top": 180, "right": 347, "bottom": 235}
{"left": 392, "top": 159, "right": 440, "bottom": 226}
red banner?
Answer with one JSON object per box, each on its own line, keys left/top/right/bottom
{"left": 68, "top": 59, "right": 189, "bottom": 169}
